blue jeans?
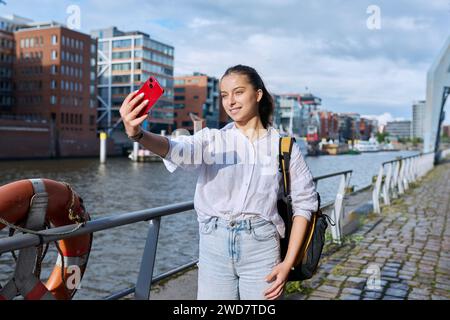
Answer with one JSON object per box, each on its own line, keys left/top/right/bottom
{"left": 197, "top": 216, "right": 281, "bottom": 300}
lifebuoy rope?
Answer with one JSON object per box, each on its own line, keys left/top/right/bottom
{"left": 0, "top": 182, "right": 87, "bottom": 275}
{"left": 0, "top": 212, "right": 85, "bottom": 236}
{"left": 0, "top": 183, "right": 87, "bottom": 237}
{"left": 0, "top": 180, "right": 92, "bottom": 300}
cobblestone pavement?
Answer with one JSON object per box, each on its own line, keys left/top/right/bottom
{"left": 286, "top": 161, "right": 450, "bottom": 300}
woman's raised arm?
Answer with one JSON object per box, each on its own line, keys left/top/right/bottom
{"left": 119, "top": 90, "right": 170, "bottom": 158}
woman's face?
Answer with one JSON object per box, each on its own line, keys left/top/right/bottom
{"left": 220, "top": 73, "right": 263, "bottom": 123}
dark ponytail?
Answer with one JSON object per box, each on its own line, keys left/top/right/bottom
{"left": 221, "top": 65, "right": 274, "bottom": 129}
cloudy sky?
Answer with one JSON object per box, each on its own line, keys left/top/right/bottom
{"left": 2, "top": 0, "right": 450, "bottom": 124}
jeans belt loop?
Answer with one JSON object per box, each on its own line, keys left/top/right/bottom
{"left": 246, "top": 219, "right": 252, "bottom": 233}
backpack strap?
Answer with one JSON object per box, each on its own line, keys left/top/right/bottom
{"left": 279, "top": 136, "right": 295, "bottom": 231}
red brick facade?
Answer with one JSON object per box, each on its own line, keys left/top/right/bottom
{"left": 3, "top": 25, "right": 99, "bottom": 158}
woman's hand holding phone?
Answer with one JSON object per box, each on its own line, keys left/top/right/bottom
{"left": 120, "top": 77, "right": 164, "bottom": 138}
{"left": 119, "top": 91, "right": 149, "bottom": 137}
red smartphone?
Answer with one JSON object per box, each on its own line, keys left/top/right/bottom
{"left": 135, "top": 76, "right": 165, "bottom": 118}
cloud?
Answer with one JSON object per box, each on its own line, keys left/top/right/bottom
{"left": 187, "top": 17, "right": 224, "bottom": 29}
{"left": 362, "top": 112, "right": 408, "bottom": 127}
{"left": 383, "top": 16, "right": 431, "bottom": 31}
{"left": 2, "top": 0, "right": 449, "bottom": 123}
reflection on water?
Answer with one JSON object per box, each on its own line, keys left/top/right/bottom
{"left": 0, "top": 150, "right": 417, "bottom": 299}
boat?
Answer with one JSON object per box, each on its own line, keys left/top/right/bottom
{"left": 353, "top": 138, "right": 381, "bottom": 152}
{"left": 128, "top": 149, "right": 162, "bottom": 162}
{"left": 321, "top": 139, "right": 350, "bottom": 155}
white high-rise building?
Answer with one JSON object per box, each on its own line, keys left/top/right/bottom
{"left": 0, "top": 15, "right": 33, "bottom": 32}
{"left": 412, "top": 100, "right": 426, "bottom": 139}
{"left": 90, "top": 27, "right": 175, "bottom": 135}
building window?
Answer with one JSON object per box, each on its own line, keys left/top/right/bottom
{"left": 112, "top": 39, "right": 132, "bottom": 48}
{"left": 51, "top": 35, "right": 58, "bottom": 45}
{"left": 134, "top": 38, "right": 143, "bottom": 47}
{"left": 51, "top": 80, "right": 57, "bottom": 89}
{"left": 112, "top": 51, "right": 132, "bottom": 60}
{"left": 112, "top": 63, "right": 131, "bottom": 71}
{"left": 50, "top": 96, "right": 57, "bottom": 105}
{"left": 51, "top": 50, "right": 58, "bottom": 60}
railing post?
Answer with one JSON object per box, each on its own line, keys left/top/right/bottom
{"left": 414, "top": 156, "right": 419, "bottom": 181}
{"left": 372, "top": 165, "right": 383, "bottom": 214}
{"left": 392, "top": 160, "right": 405, "bottom": 196}
{"left": 383, "top": 163, "right": 392, "bottom": 205}
{"left": 392, "top": 160, "right": 400, "bottom": 198}
{"left": 417, "top": 154, "right": 423, "bottom": 179}
{"left": 135, "top": 217, "right": 161, "bottom": 300}
{"left": 410, "top": 156, "right": 415, "bottom": 182}
{"left": 331, "top": 172, "right": 351, "bottom": 244}
{"left": 403, "top": 158, "right": 410, "bottom": 191}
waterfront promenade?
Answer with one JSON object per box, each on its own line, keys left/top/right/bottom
{"left": 150, "top": 159, "right": 450, "bottom": 300}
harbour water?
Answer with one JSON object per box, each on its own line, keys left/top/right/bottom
{"left": 0, "top": 150, "right": 417, "bottom": 299}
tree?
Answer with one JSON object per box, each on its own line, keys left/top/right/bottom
{"left": 376, "top": 132, "right": 389, "bottom": 143}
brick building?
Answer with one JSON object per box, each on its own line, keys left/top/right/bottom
{"left": 319, "top": 111, "right": 339, "bottom": 140}
{"left": 0, "top": 29, "right": 14, "bottom": 113}
{"left": 173, "top": 72, "right": 226, "bottom": 132}
{"left": 0, "top": 18, "right": 99, "bottom": 159}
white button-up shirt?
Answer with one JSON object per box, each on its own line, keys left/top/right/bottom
{"left": 161, "top": 122, "right": 318, "bottom": 238}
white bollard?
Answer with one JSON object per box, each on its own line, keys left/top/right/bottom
{"left": 100, "top": 132, "right": 107, "bottom": 164}
{"left": 132, "top": 142, "right": 139, "bottom": 162}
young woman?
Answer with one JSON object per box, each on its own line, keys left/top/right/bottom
{"left": 119, "top": 65, "right": 318, "bottom": 300}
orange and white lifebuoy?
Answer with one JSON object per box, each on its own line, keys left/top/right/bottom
{"left": 0, "top": 179, "right": 92, "bottom": 300}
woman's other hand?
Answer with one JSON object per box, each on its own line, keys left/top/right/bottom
{"left": 264, "top": 261, "right": 291, "bottom": 300}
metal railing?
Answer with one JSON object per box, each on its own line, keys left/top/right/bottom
{"left": 313, "top": 170, "right": 352, "bottom": 245}
{"left": 441, "top": 148, "right": 450, "bottom": 159}
{"left": 372, "top": 152, "right": 436, "bottom": 214}
{"left": 0, "top": 170, "right": 352, "bottom": 300}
